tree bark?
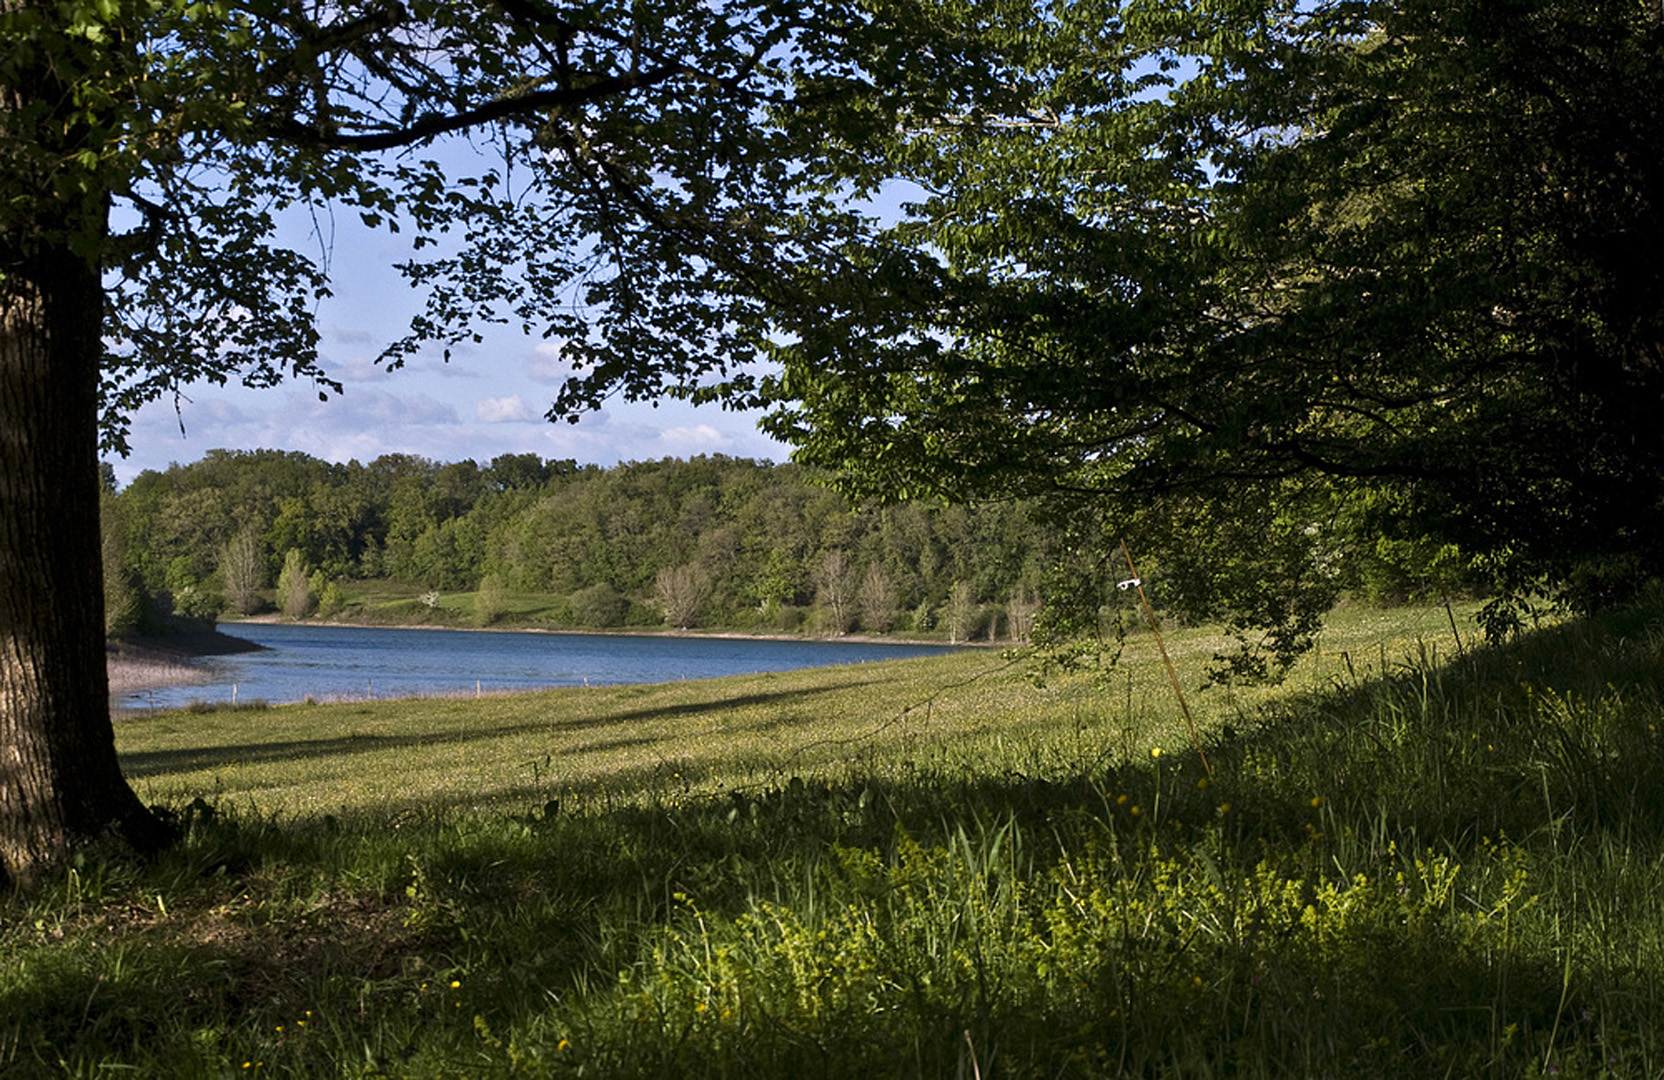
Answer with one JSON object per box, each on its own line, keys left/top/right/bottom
{"left": 0, "top": 5, "right": 169, "bottom": 889}
{"left": 0, "top": 233, "right": 169, "bottom": 889}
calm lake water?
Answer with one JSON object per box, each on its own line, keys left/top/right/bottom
{"left": 116, "top": 622, "right": 958, "bottom": 711}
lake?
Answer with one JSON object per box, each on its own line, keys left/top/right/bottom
{"left": 115, "top": 622, "right": 960, "bottom": 711}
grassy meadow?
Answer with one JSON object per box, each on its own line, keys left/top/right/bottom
{"left": 7, "top": 598, "right": 1664, "bottom": 1076}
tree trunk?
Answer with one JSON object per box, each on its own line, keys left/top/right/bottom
{"left": 0, "top": 198, "right": 168, "bottom": 889}
{"left": 0, "top": 0, "right": 173, "bottom": 892}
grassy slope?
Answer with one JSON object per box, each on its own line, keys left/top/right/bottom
{"left": 123, "top": 603, "right": 1474, "bottom": 818}
{"left": 6, "top": 600, "right": 1664, "bottom": 1077}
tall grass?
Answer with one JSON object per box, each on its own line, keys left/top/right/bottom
{"left": 6, "top": 600, "right": 1664, "bottom": 1076}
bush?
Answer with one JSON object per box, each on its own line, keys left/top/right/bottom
{"left": 315, "top": 579, "right": 346, "bottom": 618}
{"left": 170, "top": 583, "right": 224, "bottom": 620}
{"left": 570, "top": 582, "right": 627, "bottom": 628}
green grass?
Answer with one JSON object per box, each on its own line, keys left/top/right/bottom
{"left": 138, "top": 601, "right": 1481, "bottom": 819}
{"left": 301, "top": 579, "right": 576, "bottom": 627}
{"left": 7, "top": 598, "right": 1664, "bottom": 1077}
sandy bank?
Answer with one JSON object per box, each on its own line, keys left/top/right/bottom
{"left": 106, "top": 626, "right": 265, "bottom": 695}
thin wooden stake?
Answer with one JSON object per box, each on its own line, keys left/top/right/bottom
{"left": 1443, "top": 597, "right": 1464, "bottom": 655}
{"left": 1121, "top": 540, "right": 1212, "bottom": 779}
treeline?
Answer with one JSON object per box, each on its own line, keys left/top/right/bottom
{"left": 101, "top": 450, "right": 1054, "bottom": 639}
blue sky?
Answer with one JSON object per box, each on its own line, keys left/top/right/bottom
{"left": 108, "top": 193, "right": 790, "bottom": 486}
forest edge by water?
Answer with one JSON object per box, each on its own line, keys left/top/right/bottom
{"left": 102, "top": 452, "right": 1484, "bottom": 650}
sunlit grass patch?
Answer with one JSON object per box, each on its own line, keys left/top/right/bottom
{"left": 117, "top": 648, "right": 1115, "bottom": 819}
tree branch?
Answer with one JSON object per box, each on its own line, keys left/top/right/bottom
{"left": 269, "top": 65, "right": 697, "bottom": 151}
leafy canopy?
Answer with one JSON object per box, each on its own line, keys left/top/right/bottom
{"left": 2, "top": 0, "right": 1010, "bottom": 450}
{"left": 557, "top": 0, "right": 1664, "bottom": 651}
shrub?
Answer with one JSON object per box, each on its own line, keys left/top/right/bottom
{"left": 474, "top": 572, "right": 508, "bottom": 625}
{"left": 277, "top": 549, "right": 313, "bottom": 618}
{"left": 570, "top": 582, "right": 627, "bottom": 628}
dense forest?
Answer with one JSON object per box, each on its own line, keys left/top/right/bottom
{"left": 102, "top": 449, "right": 1482, "bottom": 645}
{"left": 100, "top": 450, "right": 1061, "bottom": 640}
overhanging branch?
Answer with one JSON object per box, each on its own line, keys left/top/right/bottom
{"left": 269, "top": 65, "right": 700, "bottom": 151}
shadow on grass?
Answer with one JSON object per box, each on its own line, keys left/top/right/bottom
{"left": 119, "top": 683, "right": 862, "bottom": 780}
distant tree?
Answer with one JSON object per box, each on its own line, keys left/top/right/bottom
{"left": 315, "top": 579, "right": 346, "bottom": 619}
{"left": 264, "top": 496, "right": 314, "bottom": 577}
{"left": 750, "top": 547, "right": 800, "bottom": 614}
{"left": 307, "top": 569, "right": 334, "bottom": 615}
{"left": 485, "top": 453, "right": 550, "bottom": 492}
{"left": 155, "top": 488, "right": 234, "bottom": 585}
{"left": 474, "top": 572, "right": 509, "bottom": 626}
{"left": 409, "top": 518, "right": 481, "bottom": 590}
{"left": 304, "top": 482, "right": 377, "bottom": 579}
{"left": 945, "top": 581, "right": 978, "bottom": 645}
{"left": 1006, "top": 588, "right": 1039, "bottom": 643}
{"left": 220, "top": 529, "right": 265, "bottom": 616}
{"left": 813, "top": 549, "right": 857, "bottom": 635}
{"left": 570, "top": 582, "right": 627, "bottom": 629}
{"left": 858, "top": 564, "right": 897, "bottom": 634}
{"left": 100, "top": 482, "right": 144, "bottom": 637}
{"left": 655, "top": 563, "right": 713, "bottom": 629}
{"left": 277, "top": 550, "right": 313, "bottom": 620}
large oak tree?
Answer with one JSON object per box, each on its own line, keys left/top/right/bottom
{"left": 0, "top": 0, "right": 991, "bottom": 887}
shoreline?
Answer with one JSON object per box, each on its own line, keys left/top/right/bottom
{"left": 118, "top": 625, "right": 269, "bottom": 657}
{"left": 106, "top": 625, "right": 267, "bottom": 696}
{"left": 222, "top": 615, "right": 993, "bottom": 649}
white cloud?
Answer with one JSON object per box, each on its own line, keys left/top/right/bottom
{"left": 116, "top": 386, "right": 460, "bottom": 480}
{"left": 416, "top": 358, "right": 485, "bottom": 379}
{"left": 526, "top": 341, "right": 570, "bottom": 384}
{"left": 652, "top": 424, "right": 736, "bottom": 458}
{"left": 331, "top": 356, "right": 393, "bottom": 383}
{"left": 110, "top": 375, "right": 788, "bottom": 487}
{"left": 326, "top": 325, "right": 378, "bottom": 346}
{"left": 303, "top": 388, "right": 459, "bottom": 428}
{"left": 476, "top": 395, "right": 536, "bottom": 423}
